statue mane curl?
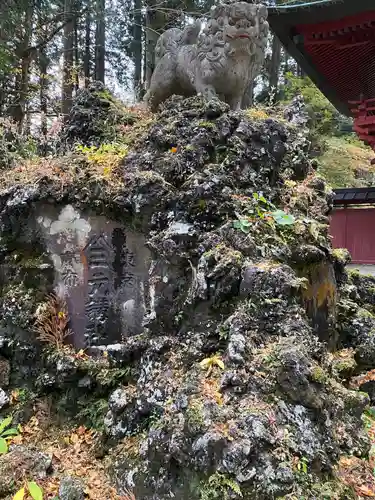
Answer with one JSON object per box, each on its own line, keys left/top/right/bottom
{"left": 144, "top": 2, "right": 269, "bottom": 111}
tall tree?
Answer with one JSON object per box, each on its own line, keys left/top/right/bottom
{"left": 95, "top": 0, "right": 105, "bottom": 83}
{"left": 74, "top": 0, "right": 81, "bottom": 91}
{"left": 84, "top": 0, "right": 91, "bottom": 86}
{"left": 62, "top": 0, "right": 74, "bottom": 116}
{"left": 16, "top": 0, "right": 35, "bottom": 129}
{"left": 144, "top": 0, "right": 166, "bottom": 88}
{"left": 37, "top": 0, "right": 50, "bottom": 140}
{"left": 133, "top": 0, "right": 142, "bottom": 98}
{"left": 268, "top": 34, "right": 281, "bottom": 95}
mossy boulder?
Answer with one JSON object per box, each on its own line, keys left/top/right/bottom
{"left": 58, "top": 81, "right": 138, "bottom": 149}
{"left": 0, "top": 95, "right": 374, "bottom": 499}
{"left": 0, "top": 445, "right": 52, "bottom": 495}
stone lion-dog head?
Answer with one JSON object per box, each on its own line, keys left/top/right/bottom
{"left": 197, "top": 2, "right": 268, "bottom": 63}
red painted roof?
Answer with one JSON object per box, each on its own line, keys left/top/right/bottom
{"left": 296, "top": 11, "right": 375, "bottom": 111}
{"left": 268, "top": 0, "right": 375, "bottom": 116}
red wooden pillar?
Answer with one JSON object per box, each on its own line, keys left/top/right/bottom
{"left": 350, "top": 98, "right": 375, "bottom": 164}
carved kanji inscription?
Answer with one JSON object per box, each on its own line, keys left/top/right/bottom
{"left": 83, "top": 234, "right": 115, "bottom": 346}
{"left": 37, "top": 204, "right": 151, "bottom": 349}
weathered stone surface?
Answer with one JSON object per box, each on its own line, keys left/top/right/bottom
{"left": 36, "top": 204, "right": 151, "bottom": 348}
{"left": 59, "top": 475, "right": 85, "bottom": 500}
{"left": 300, "top": 260, "right": 338, "bottom": 347}
{"left": 58, "top": 81, "right": 135, "bottom": 150}
{"left": 0, "top": 388, "right": 9, "bottom": 409}
{"left": 0, "top": 446, "right": 52, "bottom": 495}
{"left": 0, "top": 95, "right": 371, "bottom": 499}
{"left": 145, "top": 2, "right": 268, "bottom": 111}
{"left": 0, "top": 356, "right": 10, "bottom": 387}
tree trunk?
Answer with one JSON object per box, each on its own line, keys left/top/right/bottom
{"left": 144, "top": 0, "right": 167, "bottom": 88}
{"left": 24, "top": 104, "right": 31, "bottom": 135}
{"left": 74, "top": 0, "right": 80, "bottom": 91}
{"left": 297, "top": 64, "right": 305, "bottom": 78}
{"left": 133, "top": 0, "right": 142, "bottom": 99}
{"left": 62, "top": 0, "right": 74, "bottom": 117}
{"left": 12, "top": 1, "right": 35, "bottom": 130}
{"left": 269, "top": 34, "right": 281, "bottom": 96}
{"left": 39, "top": 50, "right": 49, "bottom": 143}
{"left": 36, "top": 0, "right": 48, "bottom": 142}
{"left": 241, "top": 80, "right": 254, "bottom": 109}
{"left": 95, "top": 0, "right": 105, "bottom": 83}
{"left": 142, "top": 17, "right": 147, "bottom": 94}
{"left": 84, "top": 0, "right": 91, "bottom": 87}
{"left": 284, "top": 49, "right": 289, "bottom": 75}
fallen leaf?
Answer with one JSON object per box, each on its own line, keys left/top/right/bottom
{"left": 11, "top": 390, "right": 20, "bottom": 403}
{"left": 13, "top": 487, "right": 25, "bottom": 500}
{"left": 28, "top": 481, "right": 43, "bottom": 500}
{"left": 357, "top": 485, "right": 375, "bottom": 497}
{"left": 70, "top": 433, "right": 79, "bottom": 444}
{"left": 200, "top": 358, "right": 211, "bottom": 368}
{"left": 215, "top": 358, "right": 225, "bottom": 370}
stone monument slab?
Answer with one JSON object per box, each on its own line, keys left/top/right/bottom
{"left": 36, "top": 204, "right": 151, "bottom": 349}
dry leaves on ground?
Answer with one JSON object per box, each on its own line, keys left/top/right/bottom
{"left": 10, "top": 418, "right": 133, "bottom": 499}
{"left": 338, "top": 456, "right": 375, "bottom": 498}
{"left": 350, "top": 369, "right": 375, "bottom": 390}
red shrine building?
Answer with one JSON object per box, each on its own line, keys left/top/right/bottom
{"left": 268, "top": 0, "right": 375, "bottom": 265}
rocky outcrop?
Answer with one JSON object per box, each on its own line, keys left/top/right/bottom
{"left": 0, "top": 446, "right": 52, "bottom": 496}
{"left": 58, "top": 81, "right": 136, "bottom": 149}
{"left": 0, "top": 95, "right": 372, "bottom": 499}
{"left": 59, "top": 476, "right": 86, "bottom": 500}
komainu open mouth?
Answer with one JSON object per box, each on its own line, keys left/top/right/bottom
{"left": 227, "top": 33, "right": 251, "bottom": 40}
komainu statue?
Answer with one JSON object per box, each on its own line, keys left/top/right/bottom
{"left": 144, "top": 2, "right": 269, "bottom": 111}
{"left": 154, "top": 21, "right": 202, "bottom": 67}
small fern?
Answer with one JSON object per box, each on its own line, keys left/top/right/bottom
{"left": 201, "top": 472, "right": 243, "bottom": 499}
{"left": 221, "top": 477, "right": 243, "bottom": 497}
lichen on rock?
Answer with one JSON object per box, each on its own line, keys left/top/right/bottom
{"left": 0, "top": 94, "right": 374, "bottom": 498}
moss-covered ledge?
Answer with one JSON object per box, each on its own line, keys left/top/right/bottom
{"left": 0, "top": 94, "right": 373, "bottom": 499}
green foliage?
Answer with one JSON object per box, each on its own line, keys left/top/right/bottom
{"left": 76, "top": 398, "right": 109, "bottom": 430}
{"left": 233, "top": 192, "right": 295, "bottom": 232}
{"left": 0, "top": 118, "right": 37, "bottom": 170}
{"left": 197, "top": 121, "right": 215, "bottom": 129}
{"left": 200, "top": 354, "right": 225, "bottom": 376}
{"left": 310, "top": 366, "right": 328, "bottom": 384}
{"left": 252, "top": 191, "right": 273, "bottom": 214}
{"left": 13, "top": 481, "right": 43, "bottom": 500}
{"left": 363, "top": 407, "right": 375, "bottom": 432}
{"left": 186, "top": 400, "right": 205, "bottom": 433}
{"left": 200, "top": 472, "right": 243, "bottom": 499}
{"left": 297, "top": 456, "right": 309, "bottom": 474}
{"left": 91, "top": 366, "right": 132, "bottom": 388}
{"left": 218, "top": 325, "right": 229, "bottom": 341}
{"left": 310, "top": 480, "right": 356, "bottom": 500}
{"left": 233, "top": 218, "right": 252, "bottom": 233}
{"left": 280, "top": 74, "right": 374, "bottom": 189}
{"left": 27, "top": 481, "right": 43, "bottom": 500}
{"left": 75, "top": 142, "right": 129, "bottom": 176}
{"left": 76, "top": 142, "right": 129, "bottom": 160}
{"left": 0, "top": 416, "right": 21, "bottom": 454}
{"left": 270, "top": 209, "right": 295, "bottom": 226}
{"left": 282, "top": 72, "right": 338, "bottom": 136}
{"left": 14, "top": 388, "right": 34, "bottom": 404}
{"left": 318, "top": 136, "right": 374, "bottom": 188}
